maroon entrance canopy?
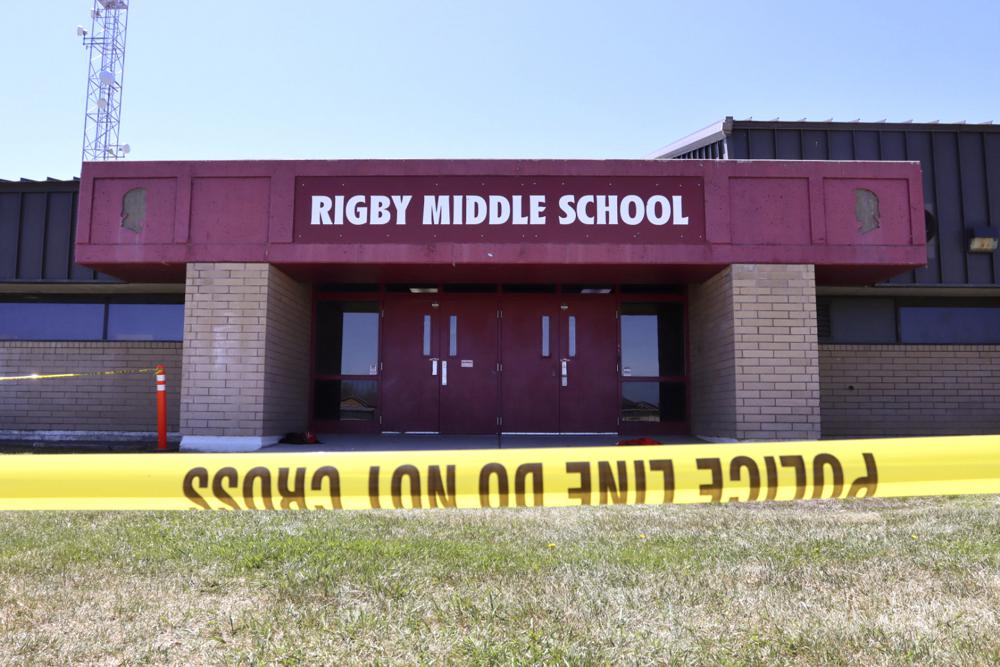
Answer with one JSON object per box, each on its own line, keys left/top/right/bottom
{"left": 76, "top": 159, "right": 926, "bottom": 285}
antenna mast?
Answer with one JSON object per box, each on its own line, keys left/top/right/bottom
{"left": 79, "top": 1, "right": 131, "bottom": 161}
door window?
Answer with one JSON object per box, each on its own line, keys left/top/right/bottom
{"left": 620, "top": 303, "right": 684, "bottom": 378}
{"left": 314, "top": 301, "right": 380, "bottom": 423}
{"left": 620, "top": 302, "right": 686, "bottom": 425}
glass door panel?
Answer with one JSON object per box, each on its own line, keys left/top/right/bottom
{"left": 620, "top": 301, "right": 687, "bottom": 431}
{"left": 313, "top": 300, "right": 381, "bottom": 431}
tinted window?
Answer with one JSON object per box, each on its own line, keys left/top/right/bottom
{"left": 620, "top": 303, "right": 684, "bottom": 377}
{"left": 899, "top": 307, "right": 1000, "bottom": 344}
{"left": 621, "top": 381, "right": 686, "bottom": 423}
{"left": 342, "top": 312, "right": 379, "bottom": 374}
{"left": 313, "top": 379, "right": 378, "bottom": 421}
{"left": 0, "top": 303, "right": 104, "bottom": 340}
{"left": 315, "top": 301, "right": 379, "bottom": 376}
{"left": 828, "top": 298, "right": 896, "bottom": 343}
{"left": 107, "top": 304, "right": 184, "bottom": 341}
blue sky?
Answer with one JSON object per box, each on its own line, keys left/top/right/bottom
{"left": 1, "top": 1, "right": 998, "bottom": 179}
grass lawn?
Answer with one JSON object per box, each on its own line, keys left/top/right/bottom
{"left": 0, "top": 498, "right": 998, "bottom": 665}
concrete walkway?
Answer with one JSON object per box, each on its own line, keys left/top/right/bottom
{"left": 263, "top": 433, "right": 704, "bottom": 452}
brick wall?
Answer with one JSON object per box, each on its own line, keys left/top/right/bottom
{"left": 0, "top": 341, "right": 181, "bottom": 433}
{"left": 181, "top": 262, "right": 311, "bottom": 439}
{"left": 731, "top": 264, "right": 820, "bottom": 440}
{"left": 820, "top": 344, "right": 1000, "bottom": 436}
{"left": 688, "top": 267, "right": 738, "bottom": 438}
{"left": 688, "top": 264, "right": 820, "bottom": 441}
{"left": 262, "top": 265, "right": 312, "bottom": 436}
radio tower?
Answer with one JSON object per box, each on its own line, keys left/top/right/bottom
{"left": 79, "top": 1, "right": 131, "bottom": 161}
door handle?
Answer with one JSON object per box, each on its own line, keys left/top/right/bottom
{"left": 431, "top": 358, "right": 438, "bottom": 376}
{"left": 561, "top": 359, "right": 568, "bottom": 387}
{"left": 441, "top": 360, "right": 448, "bottom": 386}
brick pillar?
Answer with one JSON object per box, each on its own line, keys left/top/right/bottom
{"left": 179, "top": 262, "right": 311, "bottom": 452}
{"left": 689, "top": 264, "right": 820, "bottom": 441}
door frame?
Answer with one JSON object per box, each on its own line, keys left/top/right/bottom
{"left": 310, "top": 287, "right": 385, "bottom": 434}
{"left": 616, "top": 291, "right": 690, "bottom": 435}
{"left": 309, "top": 284, "right": 690, "bottom": 436}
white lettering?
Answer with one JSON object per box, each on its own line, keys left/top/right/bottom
{"left": 466, "top": 196, "right": 487, "bottom": 225}
{"left": 307, "top": 192, "right": 690, "bottom": 230}
{"left": 621, "top": 195, "right": 644, "bottom": 226}
{"left": 646, "top": 195, "right": 671, "bottom": 226}
{"left": 346, "top": 195, "right": 367, "bottom": 225}
{"left": 596, "top": 195, "right": 618, "bottom": 225}
{"left": 672, "top": 195, "right": 689, "bottom": 225}
{"left": 529, "top": 195, "right": 546, "bottom": 225}
{"left": 311, "top": 196, "right": 333, "bottom": 226}
{"left": 422, "top": 195, "right": 450, "bottom": 225}
{"left": 558, "top": 194, "right": 576, "bottom": 224}
{"left": 370, "top": 196, "right": 392, "bottom": 225}
{"left": 512, "top": 195, "right": 529, "bottom": 225}
{"left": 334, "top": 195, "right": 344, "bottom": 225}
{"left": 577, "top": 195, "right": 595, "bottom": 225}
{"left": 489, "top": 195, "right": 510, "bottom": 225}
{"left": 391, "top": 195, "right": 412, "bottom": 225}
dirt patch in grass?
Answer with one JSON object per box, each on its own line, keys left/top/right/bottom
{"left": 0, "top": 497, "right": 998, "bottom": 665}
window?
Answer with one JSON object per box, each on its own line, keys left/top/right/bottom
{"left": 819, "top": 297, "right": 1000, "bottom": 345}
{"left": 620, "top": 303, "right": 684, "bottom": 377}
{"left": 0, "top": 298, "right": 182, "bottom": 341}
{"left": 823, "top": 298, "right": 895, "bottom": 344}
{"left": 107, "top": 304, "right": 184, "bottom": 341}
{"left": 313, "top": 379, "right": 379, "bottom": 421}
{"left": 620, "top": 302, "right": 686, "bottom": 425}
{"left": 621, "top": 382, "right": 686, "bottom": 423}
{"left": 315, "top": 301, "right": 379, "bottom": 376}
{"left": 313, "top": 300, "right": 381, "bottom": 426}
{"left": 899, "top": 307, "right": 1000, "bottom": 344}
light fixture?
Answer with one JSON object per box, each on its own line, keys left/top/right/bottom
{"left": 968, "top": 227, "right": 999, "bottom": 253}
{"left": 409, "top": 287, "right": 438, "bottom": 294}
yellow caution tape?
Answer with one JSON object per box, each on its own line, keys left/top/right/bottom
{"left": 1, "top": 435, "right": 999, "bottom": 510}
{"left": 0, "top": 368, "right": 159, "bottom": 382}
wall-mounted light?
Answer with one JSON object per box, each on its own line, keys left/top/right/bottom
{"left": 968, "top": 227, "right": 999, "bottom": 253}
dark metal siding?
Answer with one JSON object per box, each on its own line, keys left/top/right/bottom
{"left": 726, "top": 123, "right": 1000, "bottom": 286}
{"left": 0, "top": 180, "right": 115, "bottom": 283}
{"left": 673, "top": 138, "right": 727, "bottom": 160}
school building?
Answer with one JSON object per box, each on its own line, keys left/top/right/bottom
{"left": 1, "top": 118, "right": 998, "bottom": 451}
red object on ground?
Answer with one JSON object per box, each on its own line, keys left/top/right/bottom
{"left": 155, "top": 365, "right": 168, "bottom": 451}
{"left": 616, "top": 437, "right": 662, "bottom": 446}
{"left": 280, "top": 432, "right": 320, "bottom": 445}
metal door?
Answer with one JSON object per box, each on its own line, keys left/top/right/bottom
{"left": 558, "top": 296, "right": 619, "bottom": 433}
{"left": 500, "top": 296, "right": 561, "bottom": 432}
{"left": 438, "top": 295, "right": 500, "bottom": 434}
{"left": 381, "top": 295, "right": 441, "bottom": 432}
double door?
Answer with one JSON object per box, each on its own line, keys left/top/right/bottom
{"left": 381, "top": 294, "right": 499, "bottom": 434}
{"left": 499, "top": 295, "right": 618, "bottom": 433}
{"left": 380, "top": 294, "right": 618, "bottom": 434}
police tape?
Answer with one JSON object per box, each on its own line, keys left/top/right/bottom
{"left": 1, "top": 435, "right": 999, "bottom": 511}
{"left": 0, "top": 368, "right": 159, "bottom": 382}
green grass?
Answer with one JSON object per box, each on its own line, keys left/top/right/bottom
{"left": 1, "top": 497, "right": 999, "bottom": 665}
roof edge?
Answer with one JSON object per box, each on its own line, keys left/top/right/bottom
{"left": 645, "top": 117, "right": 732, "bottom": 160}
{"left": 729, "top": 118, "right": 999, "bottom": 133}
